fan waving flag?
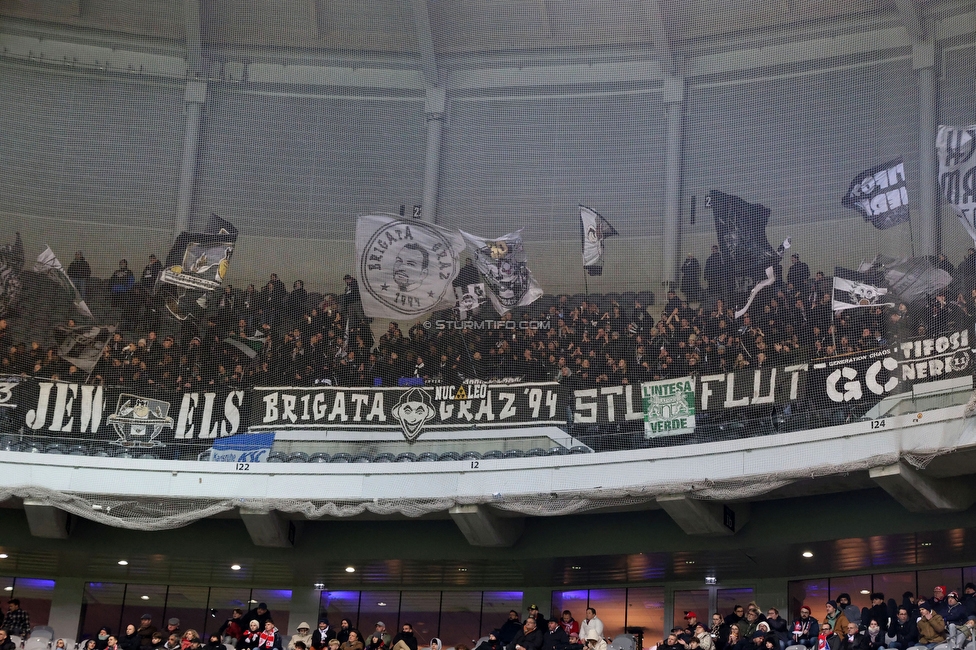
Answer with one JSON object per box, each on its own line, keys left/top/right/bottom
{"left": 937, "top": 125, "right": 976, "bottom": 245}
{"left": 708, "top": 191, "right": 790, "bottom": 319}
{"left": 356, "top": 215, "right": 466, "bottom": 319}
{"left": 579, "top": 205, "right": 619, "bottom": 276}
{"left": 157, "top": 213, "right": 238, "bottom": 293}
{"left": 832, "top": 268, "right": 894, "bottom": 312}
{"left": 34, "top": 245, "right": 94, "bottom": 320}
{"left": 841, "top": 158, "right": 910, "bottom": 229}
{"left": 460, "top": 228, "right": 544, "bottom": 316}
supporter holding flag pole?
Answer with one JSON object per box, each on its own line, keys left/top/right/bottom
{"left": 937, "top": 125, "right": 976, "bottom": 246}
{"left": 708, "top": 190, "right": 791, "bottom": 319}
{"left": 34, "top": 245, "right": 95, "bottom": 320}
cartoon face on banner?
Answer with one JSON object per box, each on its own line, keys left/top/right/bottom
{"left": 390, "top": 387, "right": 436, "bottom": 441}
{"left": 107, "top": 394, "right": 174, "bottom": 448}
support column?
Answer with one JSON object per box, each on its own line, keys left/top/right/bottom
{"left": 288, "top": 588, "right": 322, "bottom": 634}
{"left": 421, "top": 88, "right": 447, "bottom": 225}
{"left": 661, "top": 74, "right": 686, "bottom": 289}
{"left": 449, "top": 504, "right": 524, "bottom": 547}
{"left": 174, "top": 83, "right": 207, "bottom": 234}
{"left": 48, "top": 577, "right": 85, "bottom": 641}
{"left": 914, "top": 28, "right": 939, "bottom": 256}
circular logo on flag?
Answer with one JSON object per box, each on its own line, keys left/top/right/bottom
{"left": 360, "top": 221, "right": 459, "bottom": 317}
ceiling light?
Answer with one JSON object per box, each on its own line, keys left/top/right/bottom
{"left": 345, "top": 566, "right": 355, "bottom": 573}
{"left": 571, "top": 566, "right": 581, "bottom": 570}
{"left": 231, "top": 564, "right": 241, "bottom": 571}
{"left": 860, "top": 590, "right": 870, "bottom": 595}
{"left": 685, "top": 560, "right": 695, "bottom": 565}
{"left": 458, "top": 568, "right": 467, "bottom": 572}
{"left": 0, "top": 554, "right": 7, "bottom": 559}
{"left": 920, "top": 542, "right": 932, "bottom": 547}
{"left": 3, "top": 587, "right": 12, "bottom": 592}
{"left": 377, "top": 602, "right": 387, "bottom": 607}
{"left": 802, "top": 551, "right": 813, "bottom": 558}
{"left": 141, "top": 596, "right": 150, "bottom": 600}
{"left": 248, "top": 600, "right": 257, "bottom": 604}
{"left": 118, "top": 560, "right": 129, "bottom": 566}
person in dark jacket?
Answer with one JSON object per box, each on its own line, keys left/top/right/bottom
{"left": 944, "top": 592, "right": 969, "bottom": 626}
{"left": 838, "top": 623, "right": 866, "bottom": 650}
{"left": 862, "top": 621, "right": 884, "bottom": 650}
{"left": 863, "top": 594, "right": 889, "bottom": 633}
{"left": 819, "top": 624, "right": 840, "bottom": 650}
{"left": 887, "top": 607, "right": 918, "bottom": 650}
{"left": 499, "top": 612, "right": 525, "bottom": 645}
{"left": 0, "top": 631, "right": 16, "bottom": 650}
{"left": 219, "top": 609, "right": 246, "bottom": 644}
{"left": 121, "top": 625, "right": 142, "bottom": 650}
{"left": 474, "top": 632, "right": 504, "bottom": 650}
{"left": 389, "top": 624, "right": 418, "bottom": 650}
{"left": 205, "top": 635, "right": 224, "bottom": 650}
{"left": 543, "top": 620, "right": 569, "bottom": 650}
{"left": 789, "top": 609, "right": 819, "bottom": 650}
{"left": 312, "top": 621, "right": 337, "bottom": 650}
{"left": 681, "top": 254, "right": 702, "bottom": 301}
{"left": 763, "top": 608, "right": 788, "bottom": 650}
{"left": 243, "top": 604, "right": 272, "bottom": 631}
{"left": 508, "top": 618, "right": 544, "bottom": 650}
{"left": 67, "top": 251, "right": 92, "bottom": 299}
{"left": 137, "top": 615, "right": 159, "bottom": 649}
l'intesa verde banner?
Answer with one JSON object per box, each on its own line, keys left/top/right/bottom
{"left": 641, "top": 377, "right": 696, "bottom": 438}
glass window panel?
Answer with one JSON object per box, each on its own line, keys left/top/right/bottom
{"left": 207, "top": 588, "right": 253, "bottom": 636}
{"left": 439, "top": 592, "right": 483, "bottom": 648}
{"left": 716, "top": 589, "right": 755, "bottom": 623}
{"left": 672, "top": 591, "right": 709, "bottom": 632}
{"left": 250, "top": 590, "right": 294, "bottom": 637}
{"left": 626, "top": 587, "right": 664, "bottom": 650}
{"left": 588, "top": 589, "right": 627, "bottom": 640}
{"left": 481, "top": 592, "right": 523, "bottom": 639}
{"left": 962, "top": 568, "right": 976, "bottom": 592}
{"left": 163, "top": 585, "right": 211, "bottom": 638}
{"left": 9, "top": 578, "right": 54, "bottom": 628}
{"left": 320, "top": 591, "right": 361, "bottom": 631}
{"left": 82, "top": 582, "right": 127, "bottom": 641}
{"left": 787, "top": 580, "right": 827, "bottom": 622}
{"left": 123, "top": 585, "right": 169, "bottom": 643}
{"left": 829, "top": 575, "right": 872, "bottom": 616}
{"left": 399, "top": 592, "right": 443, "bottom": 644}
{"left": 552, "top": 591, "right": 589, "bottom": 633}
{"left": 358, "top": 592, "right": 401, "bottom": 640}
{"left": 918, "top": 568, "right": 963, "bottom": 603}
{"left": 872, "top": 573, "right": 915, "bottom": 619}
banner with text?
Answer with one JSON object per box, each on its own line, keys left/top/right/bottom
{"left": 642, "top": 377, "right": 696, "bottom": 438}
{"left": 251, "top": 382, "right": 566, "bottom": 441}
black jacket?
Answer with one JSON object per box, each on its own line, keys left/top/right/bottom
{"left": 508, "top": 628, "right": 544, "bottom": 650}
{"left": 121, "top": 634, "right": 142, "bottom": 650}
{"left": 499, "top": 622, "right": 524, "bottom": 645}
{"left": 543, "top": 628, "right": 569, "bottom": 650}
{"left": 839, "top": 632, "right": 867, "bottom": 650}
{"left": 887, "top": 619, "right": 918, "bottom": 648}
{"left": 313, "top": 630, "right": 338, "bottom": 650}
{"left": 390, "top": 633, "right": 417, "bottom": 650}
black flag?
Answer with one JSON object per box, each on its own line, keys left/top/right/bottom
{"left": 841, "top": 157, "right": 910, "bottom": 230}
{"left": 0, "top": 232, "right": 24, "bottom": 317}
{"left": 156, "top": 214, "right": 238, "bottom": 320}
{"left": 709, "top": 190, "right": 790, "bottom": 318}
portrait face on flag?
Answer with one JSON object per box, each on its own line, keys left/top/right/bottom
{"left": 392, "top": 242, "right": 430, "bottom": 292}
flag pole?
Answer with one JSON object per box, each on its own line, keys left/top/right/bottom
{"left": 583, "top": 267, "right": 589, "bottom": 296}
{"left": 907, "top": 219, "right": 916, "bottom": 258}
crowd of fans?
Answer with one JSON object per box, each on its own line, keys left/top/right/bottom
{"left": 4, "top": 247, "right": 976, "bottom": 397}
{"left": 11, "top": 591, "right": 976, "bottom": 650}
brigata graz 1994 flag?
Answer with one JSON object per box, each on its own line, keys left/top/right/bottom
{"left": 356, "top": 215, "right": 465, "bottom": 319}
{"left": 937, "top": 125, "right": 976, "bottom": 245}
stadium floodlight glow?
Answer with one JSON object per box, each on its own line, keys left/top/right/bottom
{"left": 231, "top": 564, "right": 241, "bottom": 571}
{"left": 118, "top": 560, "right": 129, "bottom": 566}
{"left": 345, "top": 566, "right": 356, "bottom": 573}
{"left": 802, "top": 551, "right": 814, "bottom": 558}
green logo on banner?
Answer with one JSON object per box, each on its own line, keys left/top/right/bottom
{"left": 641, "top": 377, "right": 695, "bottom": 438}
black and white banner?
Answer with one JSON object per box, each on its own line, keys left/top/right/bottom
{"left": 573, "top": 329, "right": 975, "bottom": 425}
{"left": 460, "top": 228, "right": 544, "bottom": 316}
{"left": 252, "top": 382, "right": 565, "bottom": 441}
{"left": 831, "top": 267, "right": 893, "bottom": 312}
{"left": 937, "top": 125, "right": 976, "bottom": 245}
{"left": 580, "top": 205, "right": 618, "bottom": 275}
{"left": 356, "top": 215, "right": 465, "bottom": 319}
{"left": 841, "top": 157, "right": 910, "bottom": 230}
{"left": 0, "top": 377, "right": 249, "bottom": 451}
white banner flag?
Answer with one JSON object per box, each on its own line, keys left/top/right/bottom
{"left": 937, "top": 125, "right": 976, "bottom": 245}
{"left": 355, "top": 215, "right": 465, "bottom": 319}
{"left": 459, "top": 228, "right": 544, "bottom": 316}
{"left": 580, "top": 205, "right": 618, "bottom": 271}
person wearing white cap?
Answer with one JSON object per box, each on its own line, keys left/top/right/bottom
{"left": 290, "top": 624, "right": 313, "bottom": 650}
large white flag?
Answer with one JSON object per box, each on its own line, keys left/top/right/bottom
{"left": 937, "top": 125, "right": 976, "bottom": 245}
{"left": 831, "top": 268, "right": 894, "bottom": 312}
{"left": 355, "top": 215, "right": 465, "bottom": 319}
{"left": 459, "top": 228, "right": 544, "bottom": 315}
{"left": 580, "top": 205, "right": 618, "bottom": 274}
{"left": 34, "top": 245, "right": 94, "bottom": 320}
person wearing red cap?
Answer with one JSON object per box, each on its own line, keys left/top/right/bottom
{"left": 932, "top": 587, "right": 948, "bottom": 617}
{"left": 685, "top": 613, "right": 701, "bottom": 636}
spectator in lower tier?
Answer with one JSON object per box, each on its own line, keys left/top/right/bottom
{"left": 886, "top": 608, "right": 917, "bottom": 650}
{"left": 1, "top": 599, "right": 30, "bottom": 638}
{"left": 917, "top": 603, "right": 946, "bottom": 648}
{"left": 0, "top": 631, "right": 16, "bottom": 650}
